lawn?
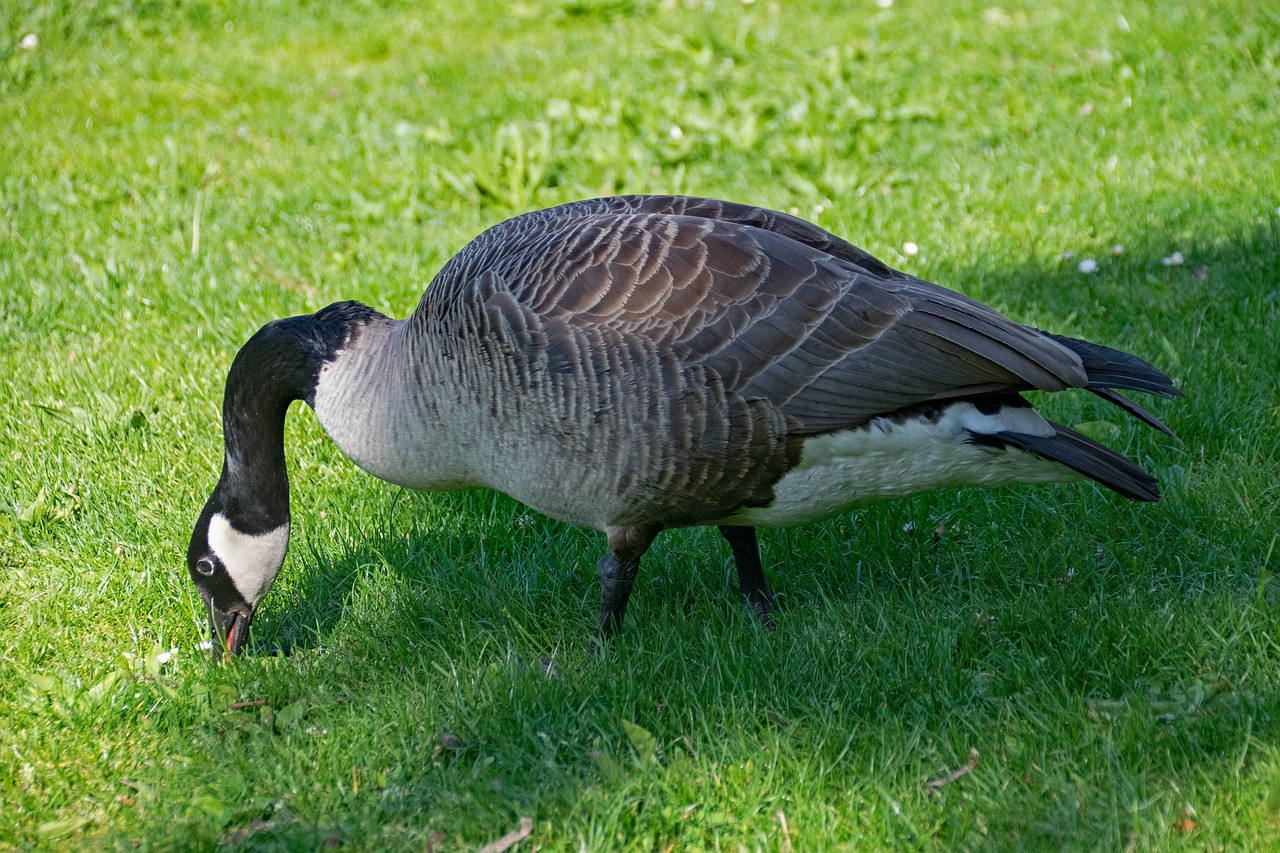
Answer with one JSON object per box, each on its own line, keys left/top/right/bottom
{"left": 2, "top": 0, "right": 1279, "bottom": 849}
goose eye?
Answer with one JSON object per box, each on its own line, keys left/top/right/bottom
{"left": 196, "top": 558, "right": 216, "bottom": 577}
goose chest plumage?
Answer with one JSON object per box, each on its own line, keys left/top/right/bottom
{"left": 187, "top": 195, "right": 1180, "bottom": 654}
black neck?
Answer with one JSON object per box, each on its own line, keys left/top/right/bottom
{"left": 211, "top": 301, "right": 385, "bottom": 533}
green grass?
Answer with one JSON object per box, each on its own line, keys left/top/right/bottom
{"left": 2, "top": 0, "right": 1279, "bottom": 848}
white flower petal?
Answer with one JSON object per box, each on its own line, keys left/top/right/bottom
{"left": 1078, "top": 258, "right": 1098, "bottom": 274}
{"left": 902, "top": 241, "right": 919, "bottom": 256}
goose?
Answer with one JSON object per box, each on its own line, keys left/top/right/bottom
{"left": 187, "top": 195, "right": 1180, "bottom": 655}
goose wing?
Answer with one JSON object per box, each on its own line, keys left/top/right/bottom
{"left": 424, "top": 196, "right": 1164, "bottom": 434}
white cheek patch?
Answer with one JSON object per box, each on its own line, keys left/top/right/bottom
{"left": 207, "top": 513, "right": 290, "bottom": 607}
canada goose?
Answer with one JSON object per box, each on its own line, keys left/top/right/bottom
{"left": 187, "top": 195, "right": 1179, "bottom": 655}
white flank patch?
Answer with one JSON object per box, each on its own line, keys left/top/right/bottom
{"left": 725, "top": 402, "right": 1076, "bottom": 527}
{"left": 207, "top": 513, "right": 289, "bottom": 607}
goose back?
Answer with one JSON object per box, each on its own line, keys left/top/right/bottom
{"left": 416, "top": 196, "right": 1092, "bottom": 436}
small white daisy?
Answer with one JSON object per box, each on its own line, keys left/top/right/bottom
{"left": 1061, "top": 251, "right": 1074, "bottom": 260}
{"left": 902, "top": 522, "right": 915, "bottom": 533}
{"left": 902, "top": 241, "right": 919, "bottom": 256}
{"left": 1169, "top": 251, "right": 1184, "bottom": 265}
{"left": 1111, "top": 244, "right": 1125, "bottom": 256}
{"left": 20, "top": 33, "right": 37, "bottom": 51}
{"left": 1078, "top": 258, "right": 1098, "bottom": 274}
{"left": 668, "top": 125, "right": 683, "bottom": 140}
{"left": 198, "top": 640, "right": 214, "bottom": 651}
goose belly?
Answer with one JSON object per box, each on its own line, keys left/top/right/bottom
{"left": 723, "top": 402, "right": 1078, "bottom": 528}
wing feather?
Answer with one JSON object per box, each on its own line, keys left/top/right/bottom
{"left": 419, "top": 195, "right": 1171, "bottom": 435}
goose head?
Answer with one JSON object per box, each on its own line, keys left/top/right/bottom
{"left": 188, "top": 494, "right": 290, "bottom": 656}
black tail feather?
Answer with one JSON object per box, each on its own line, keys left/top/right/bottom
{"left": 1046, "top": 333, "right": 1183, "bottom": 399}
{"left": 994, "top": 421, "right": 1161, "bottom": 502}
{"left": 1088, "top": 387, "right": 1181, "bottom": 441}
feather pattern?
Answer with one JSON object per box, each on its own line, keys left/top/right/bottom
{"left": 420, "top": 196, "right": 1129, "bottom": 431}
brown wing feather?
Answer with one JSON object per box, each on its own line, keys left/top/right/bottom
{"left": 420, "top": 196, "right": 1092, "bottom": 434}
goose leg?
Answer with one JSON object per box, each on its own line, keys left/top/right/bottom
{"left": 594, "top": 525, "right": 661, "bottom": 642}
{"left": 719, "top": 525, "right": 776, "bottom": 626}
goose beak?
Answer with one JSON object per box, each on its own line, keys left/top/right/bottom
{"left": 208, "top": 604, "right": 252, "bottom": 658}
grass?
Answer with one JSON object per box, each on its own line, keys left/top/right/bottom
{"left": 2, "top": 0, "right": 1279, "bottom": 848}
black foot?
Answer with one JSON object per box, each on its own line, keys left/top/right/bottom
{"left": 719, "top": 525, "right": 776, "bottom": 628}
{"left": 593, "top": 525, "right": 661, "bottom": 646}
